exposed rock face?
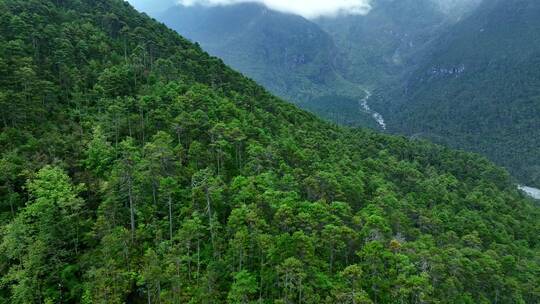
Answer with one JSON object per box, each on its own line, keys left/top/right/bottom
{"left": 429, "top": 64, "right": 466, "bottom": 77}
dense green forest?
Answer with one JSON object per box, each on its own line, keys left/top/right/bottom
{"left": 377, "top": 0, "right": 540, "bottom": 187}
{"left": 153, "top": 0, "right": 540, "bottom": 189}
{"left": 315, "top": 0, "right": 462, "bottom": 87}
{"left": 156, "top": 0, "right": 479, "bottom": 124}
{"left": 0, "top": 0, "right": 539, "bottom": 303}
{"left": 158, "top": 3, "right": 378, "bottom": 127}
{"left": 159, "top": 3, "right": 361, "bottom": 105}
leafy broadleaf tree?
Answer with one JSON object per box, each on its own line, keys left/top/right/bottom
{"left": 0, "top": 166, "right": 85, "bottom": 303}
{"left": 227, "top": 270, "right": 259, "bottom": 304}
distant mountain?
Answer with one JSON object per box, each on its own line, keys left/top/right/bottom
{"left": 317, "top": 0, "right": 482, "bottom": 86}
{"left": 316, "top": 0, "right": 449, "bottom": 87}
{"left": 383, "top": 0, "right": 540, "bottom": 186}
{"left": 159, "top": 3, "right": 382, "bottom": 126}
{"left": 153, "top": 0, "right": 540, "bottom": 186}
{"left": 157, "top": 1, "right": 477, "bottom": 125}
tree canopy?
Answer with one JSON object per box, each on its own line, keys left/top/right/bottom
{"left": 0, "top": 0, "right": 538, "bottom": 303}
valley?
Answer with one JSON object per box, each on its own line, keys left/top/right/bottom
{"left": 147, "top": 0, "right": 540, "bottom": 189}
{"left": 359, "top": 89, "right": 386, "bottom": 130}
{"left": 0, "top": 1, "right": 538, "bottom": 303}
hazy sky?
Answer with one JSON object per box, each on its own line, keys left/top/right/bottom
{"left": 127, "top": 0, "right": 481, "bottom": 19}
{"left": 178, "top": 0, "right": 372, "bottom": 18}
{"left": 128, "top": 0, "right": 372, "bottom": 18}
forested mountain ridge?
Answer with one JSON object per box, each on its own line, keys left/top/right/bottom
{"left": 158, "top": 3, "right": 379, "bottom": 127}
{"left": 160, "top": 3, "right": 346, "bottom": 101}
{"left": 380, "top": 0, "right": 540, "bottom": 187}
{"left": 154, "top": 1, "right": 481, "bottom": 128}
{"left": 151, "top": 1, "right": 540, "bottom": 189}
{"left": 0, "top": 1, "right": 539, "bottom": 304}
{"left": 315, "top": 0, "right": 458, "bottom": 87}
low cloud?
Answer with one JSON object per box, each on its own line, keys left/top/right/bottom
{"left": 431, "top": 0, "right": 482, "bottom": 16}
{"left": 177, "top": 0, "right": 373, "bottom": 19}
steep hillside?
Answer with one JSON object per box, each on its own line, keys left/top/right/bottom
{"left": 316, "top": 0, "right": 481, "bottom": 87}
{"left": 383, "top": 0, "right": 540, "bottom": 187}
{"left": 0, "top": 0, "right": 539, "bottom": 303}
{"left": 155, "top": 1, "right": 478, "bottom": 128}
{"left": 158, "top": 3, "right": 373, "bottom": 126}
{"left": 316, "top": 0, "right": 447, "bottom": 87}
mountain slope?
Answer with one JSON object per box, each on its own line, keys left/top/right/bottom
{"left": 316, "top": 0, "right": 482, "bottom": 87}
{"left": 159, "top": 4, "right": 361, "bottom": 101}
{"left": 383, "top": 0, "right": 540, "bottom": 187}
{"left": 156, "top": 1, "right": 479, "bottom": 128}
{"left": 157, "top": 3, "right": 386, "bottom": 128}
{"left": 0, "top": 0, "right": 539, "bottom": 303}
{"left": 316, "top": 0, "right": 449, "bottom": 87}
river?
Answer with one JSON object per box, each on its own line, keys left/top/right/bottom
{"left": 358, "top": 89, "right": 539, "bottom": 201}
{"left": 359, "top": 89, "right": 386, "bottom": 130}
{"left": 518, "top": 185, "right": 540, "bottom": 200}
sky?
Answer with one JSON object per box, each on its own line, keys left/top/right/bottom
{"left": 178, "top": 0, "right": 373, "bottom": 18}
{"left": 127, "top": 0, "right": 481, "bottom": 19}
{"left": 127, "top": 0, "right": 373, "bottom": 19}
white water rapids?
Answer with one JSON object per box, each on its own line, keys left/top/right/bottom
{"left": 357, "top": 89, "right": 540, "bottom": 201}
{"left": 518, "top": 185, "right": 540, "bottom": 200}
{"left": 359, "top": 89, "right": 386, "bottom": 130}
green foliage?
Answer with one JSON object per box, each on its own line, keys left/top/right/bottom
{"left": 228, "top": 270, "right": 258, "bottom": 303}
{"left": 0, "top": 0, "right": 538, "bottom": 303}
{"left": 1, "top": 166, "right": 85, "bottom": 303}
{"left": 317, "top": 0, "right": 459, "bottom": 86}
{"left": 158, "top": 1, "right": 476, "bottom": 129}
{"left": 382, "top": 0, "right": 540, "bottom": 187}
{"left": 159, "top": 3, "right": 371, "bottom": 126}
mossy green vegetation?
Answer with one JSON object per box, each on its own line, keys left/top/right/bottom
{"left": 382, "top": 0, "right": 540, "bottom": 187}
{"left": 0, "top": 0, "right": 538, "bottom": 303}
